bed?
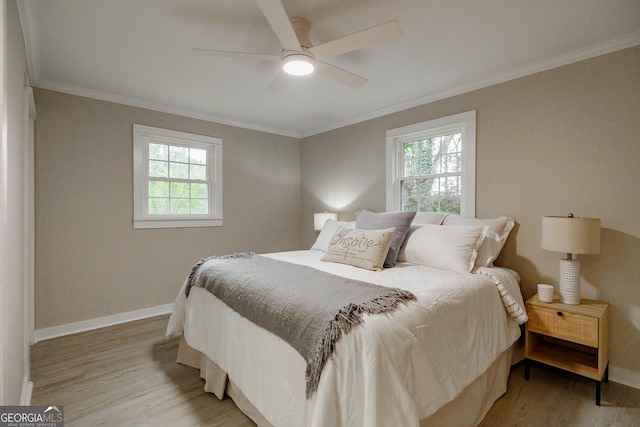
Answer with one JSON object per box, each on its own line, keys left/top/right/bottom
{"left": 166, "top": 211, "right": 528, "bottom": 427}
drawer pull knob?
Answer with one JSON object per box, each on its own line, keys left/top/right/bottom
{"left": 557, "top": 311, "right": 563, "bottom": 317}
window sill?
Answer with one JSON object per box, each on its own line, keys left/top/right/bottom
{"left": 133, "top": 218, "right": 223, "bottom": 229}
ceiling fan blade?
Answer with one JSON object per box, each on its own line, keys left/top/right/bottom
{"left": 265, "top": 71, "right": 288, "bottom": 93}
{"left": 256, "top": 0, "right": 302, "bottom": 52}
{"left": 315, "top": 61, "right": 367, "bottom": 88}
{"left": 309, "top": 20, "right": 401, "bottom": 59}
{"left": 192, "top": 48, "right": 280, "bottom": 62}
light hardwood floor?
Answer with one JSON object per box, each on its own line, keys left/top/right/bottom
{"left": 31, "top": 314, "right": 640, "bottom": 426}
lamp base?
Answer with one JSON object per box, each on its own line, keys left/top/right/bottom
{"left": 559, "top": 259, "right": 581, "bottom": 304}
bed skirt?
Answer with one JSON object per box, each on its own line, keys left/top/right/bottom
{"left": 177, "top": 335, "right": 515, "bottom": 427}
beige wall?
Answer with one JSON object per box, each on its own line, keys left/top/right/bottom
{"left": 301, "top": 47, "right": 640, "bottom": 384}
{"left": 34, "top": 89, "right": 302, "bottom": 329}
{"left": 2, "top": 0, "right": 29, "bottom": 404}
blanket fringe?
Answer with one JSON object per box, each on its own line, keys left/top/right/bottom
{"left": 305, "top": 289, "right": 416, "bottom": 398}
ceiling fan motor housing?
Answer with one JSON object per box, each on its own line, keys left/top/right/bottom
{"left": 282, "top": 48, "right": 315, "bottom": 75}
{"left": 289, "top": 17, "right": 313, "bottom": 48}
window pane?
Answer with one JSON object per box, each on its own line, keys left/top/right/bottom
{"left": 442, "top": 153, "right": 461, "bottom": 173}
{"left": 401, "top": 177, "right": 432, "bottom": 197}
{"left": 169, "top": 146, "right": 189, "bottom": 163}
{"left": 404, "top": 133, "right": 463, "bottom": 177}
{"left": 190, "top": 164, "right": 206, "bottom": 180}
{"left": 149, "top": 143, "right": 168, "bottom": 160}
{"left": 401, "top": 178, "right": 433, "bottom": 212}
{"left": 169, "top": 162, "right": 189, "bottom": 179}
{"left": 149, "top": 160, "right": 168, "bottom": 178}
{"left": 148, "top": 180, "right": 169, "bottom": 197}
{"left": 403, "top": 139, "right": 436, "bottom": 176}
{"left": 191, "top": 183, "right": 208, "bottom": 198}
{"left": 149, "top": 198, "right": 169, "bottom": 214}
{"left": 170, "top": 198, "right": 190, "bottom": 214}
{"left": 400, "top": 131, "right": 463, "bottom": 214}
{"left": 403, "top": 194, "right": 438, "bottom": 212}
{"left": 190, "top": 199, "right": 208, "bottom": 214}
{"left": 190, "top": 148, "right": 207, "bottom": 165}
{"left": 438, "top": 195, "right": 460, "bottom": 214}
{"left": 430, "top": 136, "right": 442, "bottom": 154}
{"left": 434, "top": 176, "right": 461, "bottom": 213}
{"left": 401, "top": 177, "right": 461, "bottom": 214}
{"left": 170, "top": 181, "right": 190, "bottom": 198}
{"left": 445, "top": 133, "right": 461, "bottom": 153}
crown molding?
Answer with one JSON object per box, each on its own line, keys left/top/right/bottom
{"left": 16, "top": 0, "right": 40, "bottom": 84}
{"left": 33, "top": 79, "right": 302, "bottom": 138}
{"left": 301, "top": 32, "right": 640, "bottom": 137}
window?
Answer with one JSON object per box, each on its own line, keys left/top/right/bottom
{"left": 386, "top": 110, "right": 476, "bottom": 216}
{"left": 133, "top": 124, "right": 222, "bottom": 229}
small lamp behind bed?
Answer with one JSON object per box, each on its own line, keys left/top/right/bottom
{"left": 314, "top": 211, "right": 338, "bottom": 231}
{"left": 541, "top": 214, "right": 601, "bottom": 305}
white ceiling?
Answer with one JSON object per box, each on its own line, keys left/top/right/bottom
{"left": 19, "top": 0, "right": 640, "bottom": 138}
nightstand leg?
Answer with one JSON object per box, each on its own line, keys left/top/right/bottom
{"left": 596, "top": 381, "right": 601, "bottom": 406}
{"left": 524, "top": 359, "right": 530, "bottom": 380}
{"left": 604, "top": 363, "right": 609, "bottom": 383}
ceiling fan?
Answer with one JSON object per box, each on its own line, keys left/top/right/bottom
{"left": 193, "top": 0, "right": 401, "bottom": 90}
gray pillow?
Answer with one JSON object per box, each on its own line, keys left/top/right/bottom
{"left": 356, "top": 210, "right": 417, "bottom": 268}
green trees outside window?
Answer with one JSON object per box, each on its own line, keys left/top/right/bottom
{"left": 401, "top": 132, "right": 462, "bottom": 214}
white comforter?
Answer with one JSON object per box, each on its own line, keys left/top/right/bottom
{"left": 167, "top": 250, "right": 524, "bottom": 427}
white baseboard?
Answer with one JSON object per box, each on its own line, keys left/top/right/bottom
{"left": 20, "top": 376, "right": 33, "bottom": 405}
{"left": 33, "top": 303, "right": 174, "bottom": 343}
{"left": 610, "top": 364, "right": 640, "bottom": 390}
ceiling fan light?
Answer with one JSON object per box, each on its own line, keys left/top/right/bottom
{"left": 282, "top": 54, "right": 315, "bottom": 76}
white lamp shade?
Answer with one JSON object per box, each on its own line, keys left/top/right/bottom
{"left": 541, "top": 216, "right": 601, "bottom": 255}
{"left": 314, "top": 212, "right": 337, "bottom": 231}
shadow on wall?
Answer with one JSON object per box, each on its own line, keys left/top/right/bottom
{"left": 588, "top": 228, "right": 640, "bottom": 376}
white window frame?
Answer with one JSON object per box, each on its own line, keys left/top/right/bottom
{"left": 385, "top": 110, "right": 476, "bottom": 217}
{"left": 133, "top": 124, "right": 223, "bottom": 229}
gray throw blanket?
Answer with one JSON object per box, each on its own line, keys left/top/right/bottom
{"left": 185, "top": 252, "right": 416, "bottom": 398}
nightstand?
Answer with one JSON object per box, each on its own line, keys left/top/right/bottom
{"left": 524, "top": 294, "right": 609, "bottom": 405}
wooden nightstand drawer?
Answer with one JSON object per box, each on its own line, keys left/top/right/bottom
{"left": 527, "top": 305, "right": 598, "bottom": 347}
{"left": 525, "top": 296, "right": 609, "bottom": 406}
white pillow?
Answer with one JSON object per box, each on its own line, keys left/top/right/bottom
{"left": 310, "top": 219, "right": 356, "bottom": 251}
{"left": 321, "top": 227, "right": 395, "bottom": 271}
{"left": 442, "top": 215, "right": 514, "bottom": 268}
{"left": 398, "top": 224, "right": 487, "bottom": 273}
{"left": 412, "top": 212, "right": 447, "bottom": 225}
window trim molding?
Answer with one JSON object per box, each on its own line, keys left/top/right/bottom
{"left": 133, "top": 124, "right": 223, "bottom": 229}
{"left": 385, "top": 110, "right": 476, "bottom": 217}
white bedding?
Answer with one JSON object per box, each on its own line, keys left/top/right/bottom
{"left": 167, "top": 250, "right": 524, "bottom": 427}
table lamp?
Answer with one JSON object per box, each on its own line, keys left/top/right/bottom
{"left": 541, "top": 214, "right": 601, "bottom": 305}
{"left": 314, "top": 211, "right": 337, "bottom": 231}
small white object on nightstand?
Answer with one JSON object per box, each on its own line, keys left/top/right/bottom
{"left": 537, "top": 284, "right": 554, "bottom": 303}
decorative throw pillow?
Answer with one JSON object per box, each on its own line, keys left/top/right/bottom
{"left": 442, "top": 215, "right": 515, "bottom": 268}
{"left": 355, "top": 210, "right": 417, "bottom": 267}
{"left": 310, "top": 219, "right": 356, "bottom": 252}
{"left": 321, "top": 227, "right": 396, "bottom": 271}
{"left": 398, "top": 224, "right": 487, "bottom": 273}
